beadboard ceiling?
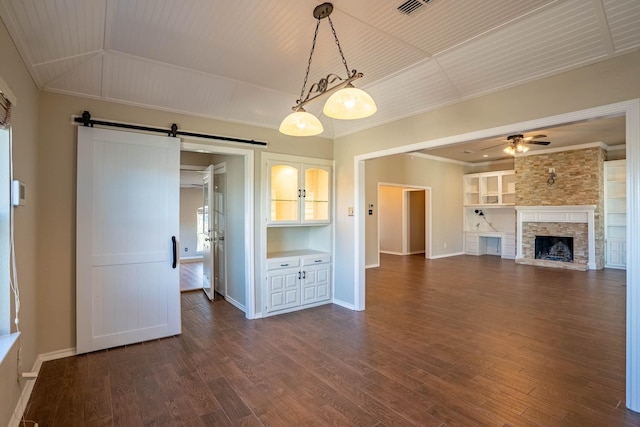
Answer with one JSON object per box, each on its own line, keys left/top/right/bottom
{"left": 1, "top": 0, "right": 639, "bottom": 141}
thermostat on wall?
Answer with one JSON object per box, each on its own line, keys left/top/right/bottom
{"left": 12, "top": 180, "right": 25, "bottom": 206}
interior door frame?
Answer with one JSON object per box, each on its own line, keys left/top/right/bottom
{"left": 354, "top": 99, "right": 640, "bottom": 410}
{"left": 375, "top": 183, "right": 432, "bottom": 266}
{"left": 213, "top": 161, "right": 227, "bottom": 297}
{"left": 181, "top": 141, "right": 256, "bottom": 319}
{"left": 202, "top": 165, "right": 214, "bottom": 300}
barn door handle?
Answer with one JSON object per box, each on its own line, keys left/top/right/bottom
{"left": 171, "top": 236, "right": 177, "bottom": 269}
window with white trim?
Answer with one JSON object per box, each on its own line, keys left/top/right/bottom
{"left": 0, "top": 80, "right": 14, "bottom": 338}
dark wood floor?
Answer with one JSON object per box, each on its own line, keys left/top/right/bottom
{"left": 180, "top": 261, "right": 203, "bottom": 292}
{"left": 23, "top": 254, "right": 640, "bottom": 426}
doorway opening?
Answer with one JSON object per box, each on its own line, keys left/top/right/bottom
{"left": 179, "top": 141, "right": 256, "bottom": 319}
{"left": 353, "top": 99, "right": 639, "bottom": 410}
{"left": 374, "top": 183, "right": 431, "bottom": 267}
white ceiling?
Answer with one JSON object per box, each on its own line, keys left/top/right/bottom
{"left": 1, "top": 0, "right": 639, "bottom": 140}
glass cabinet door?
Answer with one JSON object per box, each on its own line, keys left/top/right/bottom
{"left": 270, "top": 163, "right": 299, "bottom": 222}
{"left": 303, "top": 166, "right": 330, "bottom": 222}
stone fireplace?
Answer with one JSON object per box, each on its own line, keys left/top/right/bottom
{"left": 515, "top": 205, "right": 596, "bottom": 270}
{"left": 514, "top": 146, "right": 605, "bottom": 270}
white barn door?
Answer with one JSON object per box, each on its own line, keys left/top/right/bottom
{"left": 76, "top": 127, "right": 181, "bottom": 354}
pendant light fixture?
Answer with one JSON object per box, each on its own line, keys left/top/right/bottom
{"left": 279, "top": 2, "right": 377, "bottom": 137}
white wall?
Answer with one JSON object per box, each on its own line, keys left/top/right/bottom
{"left": 179, "top": 187, "right": 202, "bottom": 258}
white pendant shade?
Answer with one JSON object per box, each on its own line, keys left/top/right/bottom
{"left": 323, "top": 85, "right": 377, "bottom": 120}
{"left": 279, "top": 109, "right": 324, "bottom": 136}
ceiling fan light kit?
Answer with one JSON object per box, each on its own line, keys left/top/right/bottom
{"left": 279, "top": 2, "right": 377, "bottom": 137}
{"left": 502, "top": 134, "right": 550, "bottom": 156}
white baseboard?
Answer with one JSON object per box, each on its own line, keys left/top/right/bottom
{"left": 225, "top": 296, "right": 246, "bottom": 313}
{"left": 429, "top": 251, "right": 465, "bottom": 259}
{"left": 179, "top": 257, "right": 202, "bottom": 263}
{"left": 365, "top": 263, "right": 380, "bottom": 269}
{"left": 10, "top": 347, "right": 77, "bottom": 427}
{"left": 332, "top": 298, "right": 357, "bottom": 311}
{"left": 379, "top": 250, "right": 404, "bottom": 256}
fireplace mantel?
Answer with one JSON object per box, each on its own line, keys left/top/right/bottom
{"left": 515, "top": 205, "right": 596, "bottom": 270}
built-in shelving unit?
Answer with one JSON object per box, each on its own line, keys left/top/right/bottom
{"left": 605, "top": 159, "right": 626, "bottom": 269}
{"left": 463, "top": 170, "right": 516, "bottom": 259}
{"left": 262, "top": 153, "right": 334, "bottom": 316}
{"left": 464, "top": 170, "right": 515, "bottom": 206}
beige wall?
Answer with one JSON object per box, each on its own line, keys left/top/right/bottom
{"left": 365, "top": 154, "right": 464, "bottom": 266}
{"left": 179, "top": 187, "right": 202, "bottom": 258}
{"left": 408, "top": 190, "right": 425, "bottom": 254}
{"left": 37, "top": 91, "right": 332, "bottom": 354}
{"left": 333, "top": 50, "right": 640, "bottom": 304}
{"left": 0, "top": 18, "right": 39, "bottom": 427}
{"left": 210, "top": 153, "right": 246, "bottom": 307}
{"left": 378, "top": 186, "right": 403, "bottom": 254}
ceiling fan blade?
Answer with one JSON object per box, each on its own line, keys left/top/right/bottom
{"left": 529, "top": 140, "right": 550, "bottom": 145}
{"left": 481, "top": 142, "right": 507, "bottom": 151}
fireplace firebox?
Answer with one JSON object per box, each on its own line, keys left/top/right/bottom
{"left": 535, "top": 236, "right": 574, "bottom": 262}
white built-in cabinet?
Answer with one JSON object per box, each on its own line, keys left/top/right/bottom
{"left": 262, "top": 153, "right": 334, "bottom": 316}
{"left": 463, "top": 170, "right": 516, "bottom": 259}
{"left": 605, "top": 160, "right": 626, "bottom": 269}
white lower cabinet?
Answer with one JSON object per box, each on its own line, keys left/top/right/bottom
{"left": 465, "top": 231, "right": 515, "bottom": 259}
{"left": 606, "top": 238, "right": 627, "bottom": 269}
{"left": 300, "top": 254, "right": 331, "bottom": 305}
{"left": 266, "top": 252, "right": 331, "bottom": 314}
{"left": 465, "top": 232, "right": 479, "bottom": 255}
{"left": 501, "top": 232, "right": 516, "bottom": 259}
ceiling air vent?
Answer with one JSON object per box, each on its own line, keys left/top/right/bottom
{"left": 397, "top": 0, "right": 430, "bottom": 15}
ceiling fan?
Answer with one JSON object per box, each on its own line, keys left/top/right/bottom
{"left": 483, "top": 134, "right": 551, "bottom": 156}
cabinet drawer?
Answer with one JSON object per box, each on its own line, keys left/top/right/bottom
{"left": 302, "top": 254, "right": 331, "bottom": 266}
{"left": 466, "top": 242, "right": 478, "bottom": 254}
{"left": 267, "top": 257, "right": 300, "bottom": 270}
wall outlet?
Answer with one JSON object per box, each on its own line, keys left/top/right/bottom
{"left": 443, "top": 242, "right": 447, "bottom": 248}
{"left": 348, "top": 207, "right": 354, "bottom": 216}
{"left": 184, "top": 247, "right": 188, "bottom": 252}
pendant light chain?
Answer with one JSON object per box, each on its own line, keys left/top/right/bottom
{"left": 328, "top": 16, "right": 351, "bottom": 77}
{"left": 298, "top": 19, "right": 322, "bottom": 104}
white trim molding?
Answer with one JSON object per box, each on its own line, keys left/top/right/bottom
{"left": 515, "top": 205, "right": 596, "bottom": 270}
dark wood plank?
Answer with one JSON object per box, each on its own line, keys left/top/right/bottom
{"left": 23, "top": 254, "right": 640, "bottom": 426}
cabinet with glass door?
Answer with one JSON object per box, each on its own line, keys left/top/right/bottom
{"left": 267, "top": 159, "right": 331, "bottom": 225}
